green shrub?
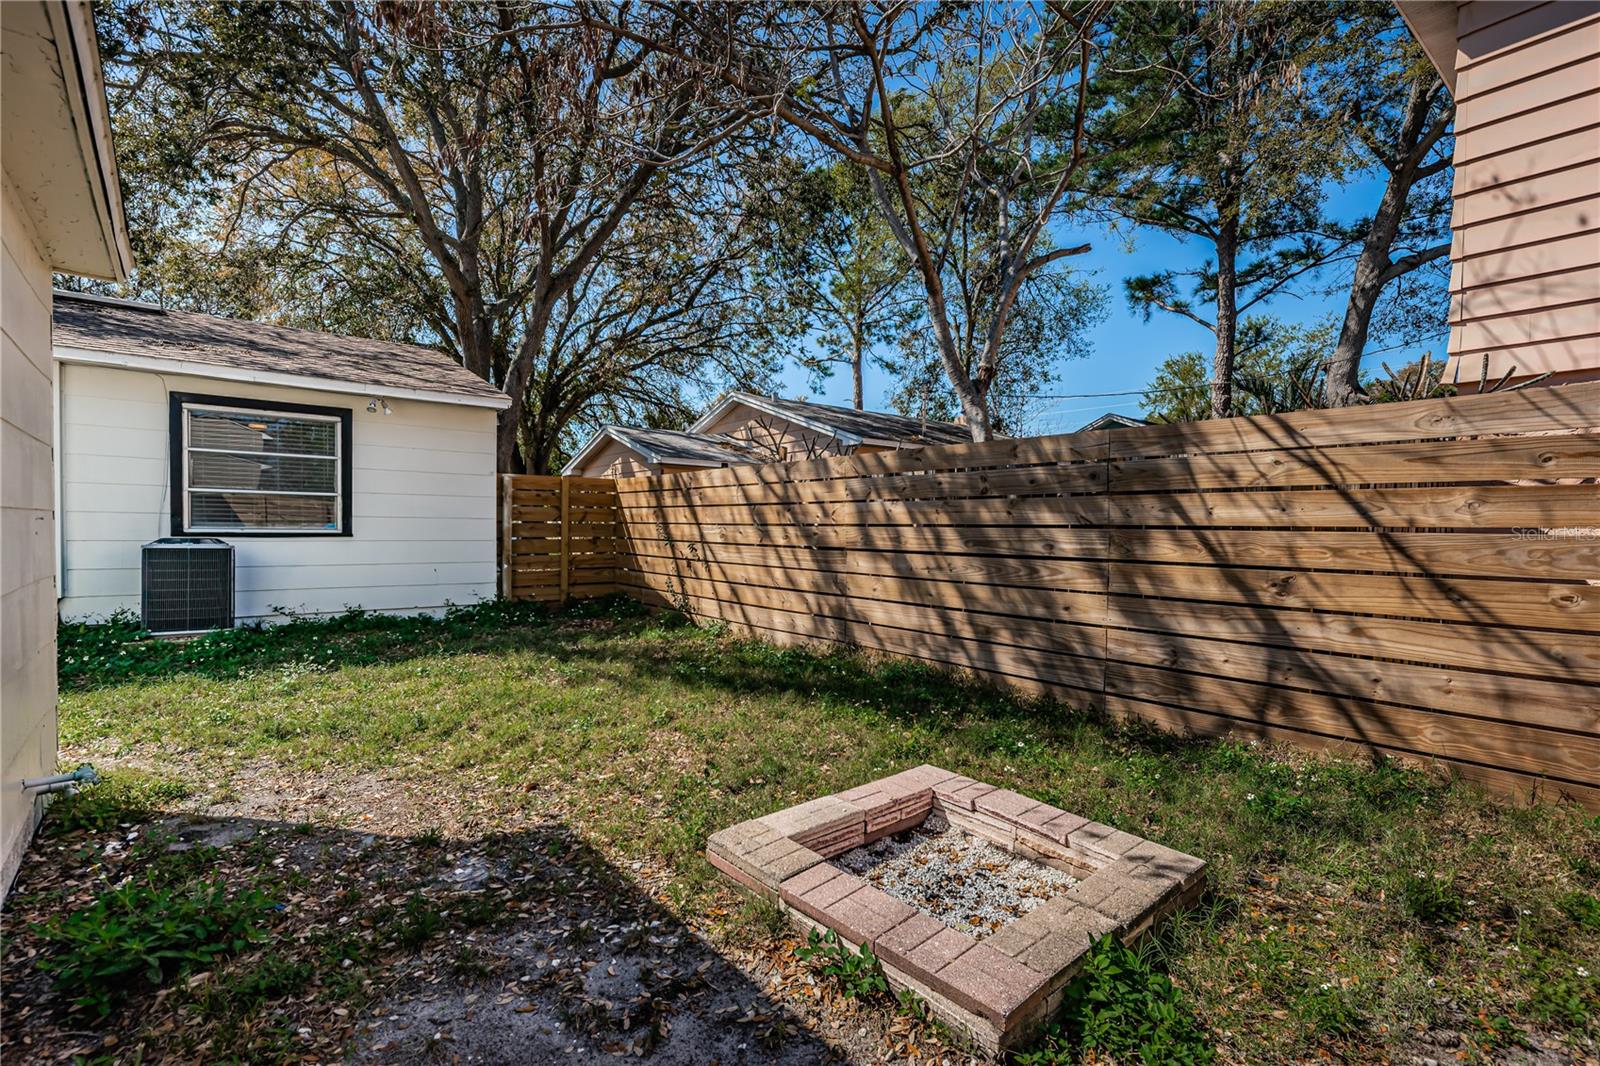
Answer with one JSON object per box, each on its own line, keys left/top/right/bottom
{"left": 1525, "top": 951, "right": 1598, "bottom": 1027}
{"left": 58, "top": 599, "right": 577, "bottom": 690}
{"left": 207, "top": 956, "right": 314, "bottom": 1016}
{"left": 1557, "top": 890, "right": 1600, "bottom": 932}
{"left": 1296, "top": 982, "right": 1366, "bottom": 1038}
{"left": 1400, "top": 872, "right": 1466, "bottom": 924}
{"left": 795, "top": 928, "right": 887, "bottom": 999}
{"left": 1037, "top": 933, "right": 1213, "bottom": 1066}
{"left": 46, "top": 771, "right": 191, "bottom": 835}
{"left": 1245, "top": 786, "right": 1318, "bottom": 829}
{"left": 35, "top": 878, "right": 274, "bottom": 1015}
{"left": 380, "top": 893, "right": 444, "bottom": 951}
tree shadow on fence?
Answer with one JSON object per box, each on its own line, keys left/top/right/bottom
{"left": 614, "top": 384, "right": 1600, "bottom": 807}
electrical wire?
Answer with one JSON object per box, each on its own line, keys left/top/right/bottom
{"left": 1027, "top": 339, "right": 1442, "bottom": 404}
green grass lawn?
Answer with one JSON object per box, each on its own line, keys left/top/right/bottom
{"left": 38, "top": 600, "right": 1600, "bottom": 1062}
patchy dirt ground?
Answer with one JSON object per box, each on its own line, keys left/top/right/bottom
{"left": 25, "top": 607, "right": 1600, "bottom": 1064}
{"left": 1, "top": 758, "right": 977, "bottom": 1065}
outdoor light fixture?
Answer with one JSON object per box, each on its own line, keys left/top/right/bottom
{"left": 366, "top": 398, "right": 393, "bottom": 415}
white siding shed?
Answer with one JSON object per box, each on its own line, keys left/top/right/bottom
{"left": 53, "top": 294, "right": 509, "bottom": 624}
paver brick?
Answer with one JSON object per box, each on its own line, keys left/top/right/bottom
{"left": 875, "top": 912, "right": 945, "bottom": 970}
{"left": 943, "top": 807, "right": 1016, "bottom": 848}
{"left": 777, "top": 861, "right": 843, "bottom": 901}
{"left": 931, "top": 776, "right": 996, "bottom": 811}
{"left": 841, "top": 766, "right": 942, "bottom": 807}
{"left": 759, "top": 795, "right": 864, "bottom": 840}
{"left": 706, "top": 850, "right": 767, "bottom": 896}
{"left": 984, "top": 918, "right": 1048, "bottom": 960}
{"left": 1062, "top": 867, "right": 1126, "bottom": 910}
{"left": 706, "top": 819, "right": 782, "bottom": 860}
{"left": 1013, "top": 801, "right": 1072, "bottom": 836}
{"left": 975, "top": 788, "right": 1045, "bottom": 823}
{"left": 795, "top": 823, "right": 865, "bottom": 857}
{"left": 824, "top": 886, "right": 918, "bottom": 948}
{"left": 1015, "top": 903, "right": 1117, "bottom": 974}
{"left": 904, "top": 925, "right": 978, "bottom": 975}
{"left": 898, "top": 764, "right": 963, "bottom": 789}
{"left": 1069, "top": 821, "right": 1143, "bottom": 860}
{"left": 836, "top": 782, "right": 889, "bottom": 804}
{"left": 788, "top": 868, "right": 867, "bottom": 914}
{"left": 748, "top": 838, "right": 826, "bottom": 883}
{"left": 935, "top": 941, "right": 1048, "bottom": 1022}
{"left": 842, "top": 786, "right": 934, "bottom": 835}
{"left": 864, "top": 811, "right": 926, "bottom": 844}
{"left": 1122, "top": 840, "right": 1206, "bottom": 888}
{"left": 1087, "top": 860, "right": 1181, "bottom": 932}
{"left": 707, "top": 838, "right": 786, "bottom": 889}
{"left": 1012, "top": 831, "right": 1098, "bottom": 876}
{"left": 1033, "top": 811, "right": 1090, "bottom": 844}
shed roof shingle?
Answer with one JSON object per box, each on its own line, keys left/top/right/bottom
{"left": 610, "top": 427, "right": 757, "bottom": 465}
{"left": 705, "top": 391, "right": 973, "bottom": 445}
{"left": 52, "top": 292, "right": 505, "bottom": 404}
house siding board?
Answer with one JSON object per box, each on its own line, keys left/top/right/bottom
{"left": 1455, "top": 8, "right": 1600, "bottom": 95}
{"left": 697, "top": 406, "right": 853, "bottom": 462}
{"left": 1452, "top": 180, "right": 1600, "bottom": 255}
{"left": 1, "top": 175, "right": 59, "bottom": 901}
{"left": 589, "top": 437, "right": 658, "bottom": 478}
{"left": 56, "top": 363, "right": 498, "bottom": 623}
{"left": 1456, "top": 2, "right": 1600, "bottom": 70}
{"left": 1444, "top": 2, "right": 1600, "bottom": 389}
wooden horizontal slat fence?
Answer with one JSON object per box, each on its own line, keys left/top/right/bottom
{"left": 499, "top": 475, "right": 620, "bottom": 602}
{"left": 612, "top": 381, "right": 1600, "bottom": 809}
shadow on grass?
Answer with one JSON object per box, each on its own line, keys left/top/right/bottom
{"left": 3, "top": 797, "right": 837, "bottom": 1064}
{"left": 61, "top": 598, "right": 1447, "bottom": 853}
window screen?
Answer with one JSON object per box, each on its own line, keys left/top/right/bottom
{"left": 180, "top": 403, "right": 345, "bottom": 533}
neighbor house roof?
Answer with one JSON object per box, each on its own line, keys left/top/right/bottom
{"left": 1077, "top": 412, "right": 1149, "bottom": 433}
{"left": 561, "top": 425, "right": 757, "bottom": 475}
{"left": 51, "top": 291, "right": 509, "bottom": 409}
{"left": 691, "top": 391, "right": 972, "bottom": 448}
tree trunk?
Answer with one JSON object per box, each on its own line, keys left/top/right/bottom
{"left": 850, "top": 322, "right": 864, "bottom": 410}
{"left": 496, "top": 404, "right": 526, "bottom": 474}
{"left": 1325, "top": 188, "right": 1405, "bottom": 406}
{"left": 1210, "top": 215, "right": 1240, "bottom": 420}
{"left": 1325, "top": 77, "right": 1450, "bottom": 407}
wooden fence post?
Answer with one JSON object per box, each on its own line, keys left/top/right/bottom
{"left": 499, "top": 473, "right": 513, "bottom": 600}
{"left": 559, "top": 476, "right": 571, "bottom": 603}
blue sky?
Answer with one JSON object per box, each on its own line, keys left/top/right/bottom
{"left": 775, "top": 174, "right": 1450, "bottom": 433}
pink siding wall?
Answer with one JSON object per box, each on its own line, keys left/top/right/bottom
{"left": 1444, "top": 0, "right": 1600, "bottom": 390}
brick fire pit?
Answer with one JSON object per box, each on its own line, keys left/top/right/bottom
{"left": 707, "top": 766, "right": 1206, "bottom": 1056}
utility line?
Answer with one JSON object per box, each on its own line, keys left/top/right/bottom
{"left": 1029, "top": 341, "right": 1442, "bottom": 403}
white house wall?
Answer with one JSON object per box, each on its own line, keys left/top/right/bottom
{"left": 57, "top": 362, "right": 498, "bottom": 622}
{"left": 1, "top": 176, "right": 60, "bottom": 895}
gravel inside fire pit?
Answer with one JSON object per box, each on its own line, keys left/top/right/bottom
{"left": 835, "top": 812, "right": 1076, "bottom": 938}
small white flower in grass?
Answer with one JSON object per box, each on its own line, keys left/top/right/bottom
{"left": 1319, "top": 983, "right": 1331, "bottom": 991}
{"left": 1579, "top": 966, "right": 1591, "bottom": 978}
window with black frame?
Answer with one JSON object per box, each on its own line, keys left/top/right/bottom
{"left": 170, "top": 394, "right": 352, "bottom": 536}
